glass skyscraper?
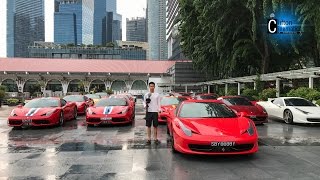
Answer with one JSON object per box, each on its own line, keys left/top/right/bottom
{"left": 126, "top": 17, "right": 147, "bottom": 42}
{"left": 93, "top": 0, "right": 121, "bottom": 45}
{"left": 54, "top": 0, "right": 94, "bottom": 45}
{"left": 7, "top": 0, "right": 45, "bottom": 57}
{"left": 147, "top": 0, "right": 167, "bottom": 60}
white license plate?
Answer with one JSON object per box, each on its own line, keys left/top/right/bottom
{"left": 211, "top": 142, "right": 235, "bottom": 147}
{"left": 101, "top": 117, "right": 112, "bottom": 121}
{"left": 250, "top": 115, "right": 257, "bottom": 118}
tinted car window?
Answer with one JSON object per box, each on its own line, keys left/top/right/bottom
{"left": 223, "top": 97, "right": 252, "bottom": 106}
{"left": 179, "top": 102, "right": 236, "bottom": 118}
{"left": 284, "top": 98, "right": 316, "bottom": 107}
{"left": 63, "top": 95, "right": 84, "bottom": 102}
{"left": 198, "top": 95, "right": 218, "bottom": 100}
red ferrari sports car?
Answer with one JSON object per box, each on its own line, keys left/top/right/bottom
{"left": 8, "top": 97, "right": 77, "bottom": 128}
{"left": 63, "top": 95, "right": 92, "bottom": 115}
{"left": 86, "top": 97, "right": 135, "bottom": 126}
{"left": 218, "top": 96, "right": 268, "bottom": 124}
{"left": 159, "top": 96, "right": 189, "bottom": 123}
{"left": 167, "top": 100, "right": 258, "bottom": 155}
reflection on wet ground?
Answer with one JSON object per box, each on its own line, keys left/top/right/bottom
{"left": 1, "top": 102, "right": 320, "bottom": 179}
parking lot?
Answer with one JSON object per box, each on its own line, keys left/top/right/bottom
{"left": 1, "top": 100, "right": 320, "bottom": 179}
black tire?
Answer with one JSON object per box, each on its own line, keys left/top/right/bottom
{"left": 167, "top": 126, "right": 170, "bottom": 135}
{"left": 87, "top": 124, "right": 94, "bottom": 127}
{"left": 171, "top": 132, "right": 178, "bottom": 153}
{"left": 73, "top": 107, "right": 77, "bottom": 120}
{"left": 59, "top": 112, "right": 64, "bottom": 126}
{"left": 284, "top": 110, "right": 293, "bottom": 124}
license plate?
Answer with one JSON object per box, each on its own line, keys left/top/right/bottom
{"left": 211, "top": 142, "right": 235, "bottom": 147}
{"left": 22, "top": 119, "right": 32, "bottom": 126}
{"left": 101, "top": 117, "right": 112, "bottom": 121}
{"left": 250, "top": 115, "right": 257, "bottom": 118}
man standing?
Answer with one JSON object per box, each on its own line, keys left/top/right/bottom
{"left": 143, "top": 82, "right": 161, "bottom": 145}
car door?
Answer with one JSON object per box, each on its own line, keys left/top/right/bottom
{"left": 270, "top": 98, "right": 285, "bottom": 119}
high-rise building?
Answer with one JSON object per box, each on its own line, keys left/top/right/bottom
{"left": 93, "top": 0, "right": 121, "bottom": 45}
{"left": 166, "top": 0, "right": 186, "bottom": 60}
{"left": 105, "top": 12, "right": 122, "bottom": 44}
{"left": 106, "top": 0, "right": 117, "bottom": 13}
{"left": 7, "top": 0, "right": 45, "bottom": 57}
{"left": 147, "top": 0, "right": 167, "bottom": 60}
{"left": 54, "top": 0, "right": 94, "bottom": 45}
{"left": 126, "top": 17, "right": 147, "bottom": 42}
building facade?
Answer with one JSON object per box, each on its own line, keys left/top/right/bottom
{"left": 28, "top": 42, "right": 146, "bottom": 60}
{"left": 115, "top": 40, "right": 149, "bottom": 59}
{"left": 166, "top": 0, "right": 186, "bottom": 60}
{"left": 54, "top": 0, "right": 94, "bottom": 45}
{"left": 147, "top": 0, "right": 168, "bottom": 60}
{"left": 105, "top": 12, "right": 122, "bottom": 44}
{"left": 7, "top": 0, "right": 45, "bottom": 57}
{"left": 126, "top": 17, "right": 147, "bottom": 42}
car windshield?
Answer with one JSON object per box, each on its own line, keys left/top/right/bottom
{"left": 96, "top": 98, "right": 127, "bottom": 107}
{"left": 199, "top": 95, "right": 217, "bottom": 100}
{"left": 85, "top": 94, "right": 101, "bottom": 99}
{"left": 223, "top": 97, "right": 252, "bottom": 106}
{"left": 95, "top": 93, "right": 108, "bottom": 96}
{"left": 63, "top": 95, "right": 84, "bottom": 102}
{"left": 161, "top": 97, "right": 187, "bottom": 106}
{"left": 284, "top": 98, "right": 316, "bottom": 107}
{"left": 179, "top": 102, "right": 237, "bottom": 118}
{"left": 24, "top": 99, "right": 60, "bottom": 108}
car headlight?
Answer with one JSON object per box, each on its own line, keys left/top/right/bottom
{"left": 119, "top": 107, "right": 128, "bottom": 114}
{"left": 175, "top": 120, "right": 192, "bottom": 137}
{"left": 10, "top": 110, "right": 17, "bottom": 117}
{"left": 241, "top": 121, "right": 255, "bottom": 136}
{"left": 295, "top": 108, "right": 310, "bottom": 114}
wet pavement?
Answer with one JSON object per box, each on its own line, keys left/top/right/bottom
{"left": 1, "top": 100, "right": 320, "bottom": 179}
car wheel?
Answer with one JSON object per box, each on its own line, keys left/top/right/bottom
{"left": 73, "top": 107, "right": 77, "bottom": 120}
{"left": 87, "top": 124, "right": 94, "bottom": 127}
{"left": 59, "top": 112, "right": 64, "bottom": 126}
{"left": 284, "top": 110, "right": 293, "bottom": 124}
{"left": 171, "top": 132, "right": 178, "bottom": 153}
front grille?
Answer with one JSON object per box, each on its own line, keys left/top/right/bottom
{"left": 189, "top": 144, "right": 254, "bottom": 153}
{"left": 9, "top": 120, "right": 22, "bottom": 125}
{"left": 250, "top": 116, "right": 267, "bottom": 122}
{"left": 33, "top": 120, "right": 50, "bottom": 125}
{"left": 87, "top": 118, "right": 101, "bottom": 123}
{"left": 307, "top": 118, "right": 320, "bottom": 122}
{"left": 112, "top": 118, "right": 126, "bottom": 122}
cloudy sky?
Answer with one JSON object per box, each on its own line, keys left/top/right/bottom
{"left": 0, "top": 0, "right": 147, "bottom": 57}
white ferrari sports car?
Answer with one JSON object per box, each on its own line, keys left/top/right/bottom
{"left": 257, "top": 97, "right": 320, "bottom": 124}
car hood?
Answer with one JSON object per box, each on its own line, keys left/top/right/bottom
{"left": 13, "top": 107, "right": 57, "bottom": 117}
{"left": 90, "top": 106, "right": 128, "bottom": 115}
{"left": 230, "top": 106, "right": 264, "bottom": 115}
{"left": 179, "top": 117, "right": 250, "bottom": 136}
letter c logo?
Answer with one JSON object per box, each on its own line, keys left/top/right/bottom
{"left": 268, "top": 19, "right": 277, "bottom": 34}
